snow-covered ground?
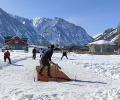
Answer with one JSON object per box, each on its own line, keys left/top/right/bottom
{"left": 0, "top": 50, "right": 120, "bottom": 100}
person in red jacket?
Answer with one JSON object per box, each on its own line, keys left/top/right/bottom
{"left": 4, "top": 50, "right": 11, "bottom": 64}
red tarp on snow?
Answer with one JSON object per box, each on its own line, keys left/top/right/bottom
{"left": 36, "top": 65, "right": 71, "bottom": 82}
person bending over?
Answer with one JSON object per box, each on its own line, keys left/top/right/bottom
{"left": 39, "top": 45, "right": 54, "bottom": 77}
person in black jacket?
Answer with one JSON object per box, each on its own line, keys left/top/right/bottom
{"left": 39, "top": 45, "right": 54, "bottom": 77}
{"left": 61, "top": 50, "right": 68, "bottom": 60}
{"left": 32, "top": 48, "right": 37, "bottom": 59}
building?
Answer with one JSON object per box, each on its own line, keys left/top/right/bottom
{"left": 88, "top": 40, "right": 115, "bottom": 54}
{"left": 5, "top": 36, "right": 28, "bottom": 51}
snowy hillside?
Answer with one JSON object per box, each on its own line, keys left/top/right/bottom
{"left": 94, "top": 28, "right": 119, "bottom": 43}
{"left": 0, "top": 8, "right": 48, "bottom": 45}
{"left": 0, "top": 50, "right": 120, "bottom": 100}
{"left": 32, "top": 17, "right": 93, "bottom": 46}
{"left": 0, "top": 8, "right": 93, "bottom": 46}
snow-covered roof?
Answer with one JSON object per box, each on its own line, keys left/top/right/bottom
{"left": 88, "top": 40, "right": 115, "bottom": 45}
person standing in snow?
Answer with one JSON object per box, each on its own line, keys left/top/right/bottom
{"left": 61, "top": 50, "right": 68, "bottom": 60}
{"left": 32, "top": 47, "right": 37, "bottom": 59}
{"left": 39, "top": 45, "right": 54, "bottom": 77}
{"left": 4, "top": 50, "right": 11, "bottom": 64}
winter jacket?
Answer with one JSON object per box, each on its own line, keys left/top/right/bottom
{"left": 4, "top": 51, "right": 10, "bottom": 58}
{"left": 41, "top": 49, "right": 53, "bottom": 66}
{"left": 32, "top": 48, "right": 36, "bottom": 54}
{"left": 63, "top": 52, "right": 67, "bottom": 56}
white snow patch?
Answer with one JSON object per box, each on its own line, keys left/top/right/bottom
{"left": 33, "top": 17, "right": 43, "bottom": 27}
{"left": 22, "top": 21, "right": 25, "bottom": 24}
{"left": 0, "top": 51, "right": 120, "bottom": 99}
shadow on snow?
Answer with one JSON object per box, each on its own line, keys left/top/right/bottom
{"left": 71, "top": 79, "right": 107, "bottom": 84}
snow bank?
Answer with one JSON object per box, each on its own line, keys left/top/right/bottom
{"left": 81, "top": 88, "right": 120, "bottom": 100}
{"left": 83, "top": 63, "right": 120, "bottom": 80}
{"left": 0, "top": 51, "right": 120, "bottom": 100}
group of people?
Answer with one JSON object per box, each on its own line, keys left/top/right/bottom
{"left": 33, "top": 45, "right": 68, "bottom": 77}
{"left": 3, "top": 45, "right": 68, "bottom": 78}
{"left": 32, "top": 48, "right": 46, "bottom": 60}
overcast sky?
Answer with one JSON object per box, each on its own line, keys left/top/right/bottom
{"left": 0, "top": 0, "right": 120, "bottom": 36}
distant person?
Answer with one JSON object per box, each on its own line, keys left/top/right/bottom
{"left": 39, "top": 48, "right": 42, "bottom": 58}
{"left": 32, "top": 48, "right": 37, "bottom": 59}
{"left": 61, "top": 50, "right": 68, "bottom": 60}
{"left": 39, "top": 49, "right": 45, "bottom": 58}
{"left": 39, "top": 45, "right": 55, "bottom": 77}
{"left": 4, "top": 50, "right": 11, "bottom": 64}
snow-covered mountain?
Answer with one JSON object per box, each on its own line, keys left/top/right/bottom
{"left": 0, "top": 8, "right": 93, "bottom": 46}
{"left": 94, "top": 28, "right": 119, "bottom": 43}
{"left": 32, "top": 17, "right": 93, "bottom": 46}
{"left": 0, "top": 8, "right": 48, "bottom": 45}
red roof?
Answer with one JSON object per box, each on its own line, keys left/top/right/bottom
{"left": 6, "top": 36, "right": 28, "bottom": 45}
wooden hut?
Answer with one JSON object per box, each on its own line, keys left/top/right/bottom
{"left": 5, "top": 36, "right": 28, "bottom": 51}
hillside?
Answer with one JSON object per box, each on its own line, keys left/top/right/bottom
{"left": 94, "top": 28, "right": 119, "bottom": 43}
{"left": 0, "top": 8, "right": 93, "bottom": 46}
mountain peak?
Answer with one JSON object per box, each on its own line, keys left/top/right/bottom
{"left": 32, "top": 17, "right": 93, "bottom": 46}
{"left": 0, "top": 8, "right": 3, "bottom": 12}
{"left": 54, "top": 17, "right": 64, "bottom": 21}
{"left": 32, "top": 17, "right": 43, "bottom": 27}
{"left": 0, "top": 8, "right": 6, "bottom": 15}
{"left": 0, "top": 8, "right": 93, "bottom": 46}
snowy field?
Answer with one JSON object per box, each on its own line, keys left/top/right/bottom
{"left": 0, "top": 50, "right": 120, "bottom": 100}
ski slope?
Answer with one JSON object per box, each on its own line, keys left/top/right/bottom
{"left": 0, "top": 50, "right": 120, "bottom": 100}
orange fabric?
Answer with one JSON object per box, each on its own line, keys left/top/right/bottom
{"left": 4, "top": 51, "right": 10, "bottom": 58}
{"left": 36, "top": 65, "right": 71, "bottom": 82}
